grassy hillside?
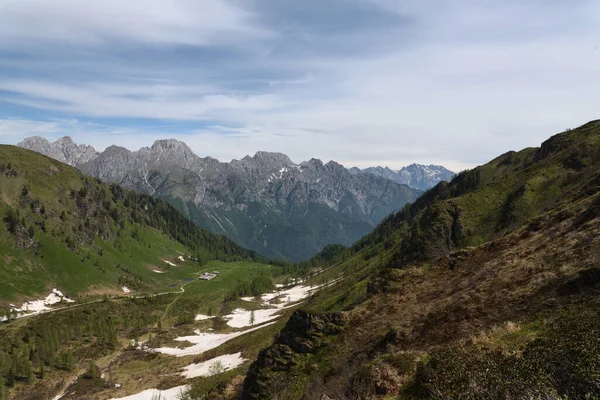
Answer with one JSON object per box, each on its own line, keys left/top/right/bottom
{"left": 0, "top": 258, "right": 291, "bottom": 400}
{"left": 0, "top": 145, "right": 273, "bottom": 303}
{"left": 241, "top": 120, "right": 600, "bottom": 399}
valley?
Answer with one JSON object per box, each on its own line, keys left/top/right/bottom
{"left": 2, "top": 121, "right": 600, "bottom": 399}
{"left": 3, "top": 1, "right": 598, "bottom": 398}
{"left": 18, "top": 137, "right": 429, "bottom": 261}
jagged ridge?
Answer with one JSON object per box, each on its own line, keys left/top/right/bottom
{"left": 18, "top": 137, "right": 422, "bottom": 261}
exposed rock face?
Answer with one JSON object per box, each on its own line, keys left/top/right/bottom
{"left": 17, "top": 136, "right": 98, "bottom": 166}
{"left": 241, "top": 310, "right": 345, "bottom": 399}
{"left": 350, "top": 164, "right": 455, "bottom": 191}
{"left": 19, "top": 136, "right": 421, "bottom": 260}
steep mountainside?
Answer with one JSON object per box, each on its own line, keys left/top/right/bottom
{"left": 350, "top": 164, "right": 455, "bottom": 191}
{"left": 0, "top": 145, "right": 267, "bottom": 302}
{"left": 18, "top": 138, "right": 421, "bottom": 261}
{"left": 242, "top": 120, "right": 600, "bottom": 399}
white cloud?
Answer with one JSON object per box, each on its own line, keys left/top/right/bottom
{"left": 0, "top": 0, "right": 267, "bottom": 46}
{"left": 0, "top": 0, "right": 599, "bottom": 170}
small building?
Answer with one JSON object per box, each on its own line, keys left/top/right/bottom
{"left": 199, "top": 273, "right": 218, "bottom": 281}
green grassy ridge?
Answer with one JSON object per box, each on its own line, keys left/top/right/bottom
{"left": 0, "top": 146, "right": 275, "bottom": 302}
{"left": 239, "top": 120, "right": 600, "bottom": 399}
{"left": 349, "top": 120, "right": 600, "bottom": 265}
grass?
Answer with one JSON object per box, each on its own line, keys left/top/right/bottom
{"left": 240, "top": 120, "right": 600, "bottom": 400}
{"left": 0, "top": 256, "right": 302, "bottom": 400}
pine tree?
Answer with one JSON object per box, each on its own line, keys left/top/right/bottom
{"left": 84, "top": 361, "right": 97, "bottom": 380}
{"left": 6, "top": 366, "right": 14, "bottom": 387}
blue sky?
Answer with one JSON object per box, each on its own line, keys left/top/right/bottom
{"left": 0, "top": 0, "right": 599, "bottom": 171}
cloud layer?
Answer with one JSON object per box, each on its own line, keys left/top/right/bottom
{"left": 1, "top": 0, "right": 599, "bottom": 171}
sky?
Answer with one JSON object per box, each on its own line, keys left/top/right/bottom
{"left": 0, "top": 0, "right": 599, "bottom": 172}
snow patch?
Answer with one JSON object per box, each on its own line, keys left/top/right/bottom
{"left": 109, "top": 385, "right": 189, "bottom": 400}
{"left": 180, "top": 352, "right": 246, "bottom": 379}
{"left": 222, "top": 308, "right": 284, "bottom": 328}
{"left": 122, "top": 287, "right": 131, "bottom": 293}
{"left": 152, "top": 269, "right": 165, "bottom": 274}
{"left": 261, "top": 280, "right": 342, "bottom": 309}
{"left": 240, "top": 296, "right": 255, "bottom": 302}
{"left": 153, "top": 323, "right": 276, "bottom": 357}
{"left": 164, "top": 260, "right": 176, "bottom": 267}
{"left": 3, "top": 289, "right": 75, "bottom": 321}
{"left": 194, "top": 314, "right": 212, "bottom": 321}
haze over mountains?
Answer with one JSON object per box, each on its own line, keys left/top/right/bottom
{"left": 350, "top": 164, "right": 455, "bottom": 191}
{"left": 18, "top": 136, "right": 454, "bottom": 261}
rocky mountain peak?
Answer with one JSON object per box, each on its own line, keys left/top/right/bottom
{"left": 55, "top": 136, "right": 75, "bottom": 146}
{"left": 253, "top": 151, "right": 294, "bottom": 166}
{"left": 135, "top": 139, "right": 201, "bottom": 172}
{"left": 102, "top": 145, "right": 133, "bottom": 156}
{"left": 17, "top": 136, "right": 98, "bottom": 166}
{"left": 149, "top": 138, "right": 190, "bottom": 152}
{"left": 324, "top": 160, "right": 345, "bottom": 170}
{"left": 302, "top": 158, "right": 324, "bottom": 169}
{"left": 18, "top": 134, "right": 422, "bottom": 260}
{"left": 352, "top": 163, "right": 455, "bottom": 191}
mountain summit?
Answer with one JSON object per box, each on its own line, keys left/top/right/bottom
{"left": 350, "top": 163, "right": 455, "bottom": 190}
{"left": 18, "top": 137, "right": 421, "bottom": 261}
{"left": 18, "top": 136, "right": 99, "bottom": 167}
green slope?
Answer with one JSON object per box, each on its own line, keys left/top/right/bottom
{"left": 241, "top": 120, "right": 600, "bottom": 399}
{"left": 0, "top": 145, "right": 271, "bottom": 303}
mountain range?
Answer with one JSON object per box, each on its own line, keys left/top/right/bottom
{"left": 17, "top": 136, "right": 452, "bottom": 261}
{"left": 349, "top": 164, "right": 455, "bottom": 191}
{"left": 3, "top": 121, "right": 600, "bottom": 400}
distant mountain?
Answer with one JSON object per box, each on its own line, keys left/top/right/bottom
{"left": 18, "top": 136, "right": 98, "bottom": 166}
{"left": 350, "top": 164, "right": 455, "bottom": 190}
{"left": 18, "top": 137, "right": 421, "bottom": 261}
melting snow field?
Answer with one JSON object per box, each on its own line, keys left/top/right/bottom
{"left": 261, "top": 282, "right": 326, "bottom": 307}
{"left": 153, "top": 323, "right": 276, "bottom": 357}
{"left": 149, "top": 279, "right": 341, "bottom": 357}
{"left": 110, "top": 385, "right": 189, "bottom": 400}
{"left": 223, "top": 308, "right": 284, "bottom": 328}
{"left": 180, "top": 352, "right": 246, "bottom": 379}
{"left": 1, "top": 289, "right": 74, "bottom": 321}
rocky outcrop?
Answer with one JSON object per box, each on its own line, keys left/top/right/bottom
{"left": 17, "top": 136, "right": 98, "bottom": 166}
{"left": 241, "top": 310, "right": 345, "bottom": 399}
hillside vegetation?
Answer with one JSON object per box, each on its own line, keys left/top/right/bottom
{"left": 0, "top": 145, "right": 275, "bottom": 303}
{"left": 242, "top": 120, "right": 600, "bottom": 399}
